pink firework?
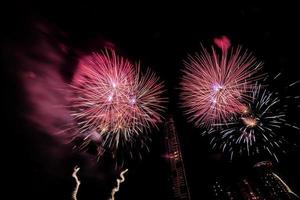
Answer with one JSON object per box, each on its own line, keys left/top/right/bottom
{"left": 213, "top": 36, "right": 231, "bottom": 51}
{"left": 70, "top": 50, "right": 166, "bottom": 151}
{"left": 180, "top": 45, "right": 263, "bottom": 127}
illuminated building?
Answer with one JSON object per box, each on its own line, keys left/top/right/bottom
{"left": 213, "top": 161, "right": 299, "bottom": 200}
{"left": 254, "top": 161, "right": 299, "bottom": 200}
{"left": 164, "top": 116, "right": 191, "bottom": 200}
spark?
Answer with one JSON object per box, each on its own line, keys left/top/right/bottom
{"left": 274, "top": 72, "right": 282, "bottom": 80}
{"left": 109, "top": 169, "right": 129, "bottom": 200}
{"left": 289, "top": 80, "right": 300, "bottom": 87}
{"left": 72, "top": 166, "right": 80, "bottom": 200}
{"left": 180, "top": 45, "right": 264, "bottom": 126}
{"left": 242, "top": 117, "right": 258, "bottom": 127}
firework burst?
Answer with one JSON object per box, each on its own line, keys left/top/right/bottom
{"left": 180, "top": 45, "right": 263, "bottom": 126}
{"left": 70, "top": 50, "right": 166, "bottom": 157}
{"left": 205, "top": 84, "right": 293, "bottom": 161}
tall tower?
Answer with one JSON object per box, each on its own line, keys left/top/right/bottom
{"left": 164, "top": 116, "right": 191, "bottom": 200}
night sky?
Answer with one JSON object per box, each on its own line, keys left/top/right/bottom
{"left": 3, "top": 2, "right": 300, "bottom": 200}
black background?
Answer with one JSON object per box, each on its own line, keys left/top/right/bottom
{"left": 3, "top": 1, "right": 300, "bottom": 199}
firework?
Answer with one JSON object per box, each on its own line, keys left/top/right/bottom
{"left": 180, "top": 44, "right": 263, "bottom": 126}
{"left": 109, "top": 169, "right": 128, "bottom": 200}
{"left": 70, "top": 50, "right": 166, "bottom": 156}
{"left": 213, "top": 35, "right": 231, "bottom": 51}
{"left": 72, "top": 166, "right": 80, "bottom": 200}
{"left": 206, "top": 84, "right": 289, "bottom": 161}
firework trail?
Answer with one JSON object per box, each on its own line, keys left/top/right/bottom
{"left": 70, "top": 49, "right": 166, "bottom": 158}
{"left": 272, "top": 172, "right": 300, "bottom": 199}
{"left": 180, "top": 42, "right": 263, "bottom": 127}
{"left": 109, "top": 169, "right": 128, "bottom": 200}
{"left": 205, "top": 84, "right": 296, "bottom": 161}
{"left": 72, "top": 166, "right": 81, "bottom": 200}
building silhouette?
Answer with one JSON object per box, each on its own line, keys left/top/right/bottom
{"left": 213, "top": 161, "right": 299, "bottom": 200}
{"left": 164, "top": 116, "right": 191, "bottom": 200}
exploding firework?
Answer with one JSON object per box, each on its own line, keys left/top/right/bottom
{"left": 205, "top": 84, "right": 292, "bottom": 161}
{"left": 180, "top": 44, "right": 263, "bottom": 126}
{"left": 70, "top": 49, "right": 166, "bottom": 157}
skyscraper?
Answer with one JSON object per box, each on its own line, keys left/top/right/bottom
{"left": 164, "top": 116, "right": 191, "bottom": 200}
{"left": 254, "top": 161, "right": 300, "bottom": 200}
{"left": 212, "top": 161, "right": 299, "bottom": 200}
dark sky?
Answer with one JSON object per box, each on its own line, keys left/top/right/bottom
{"left": 3, "top": 2, "right": 300, "bottom": 200}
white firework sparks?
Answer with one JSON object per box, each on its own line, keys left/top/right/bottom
{"left": 205, "top": 84, "right": 295, "bottom": 161}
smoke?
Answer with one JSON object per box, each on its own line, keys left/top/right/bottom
{"left": 2, "top": 19, "right": 117, "bottom": 200}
